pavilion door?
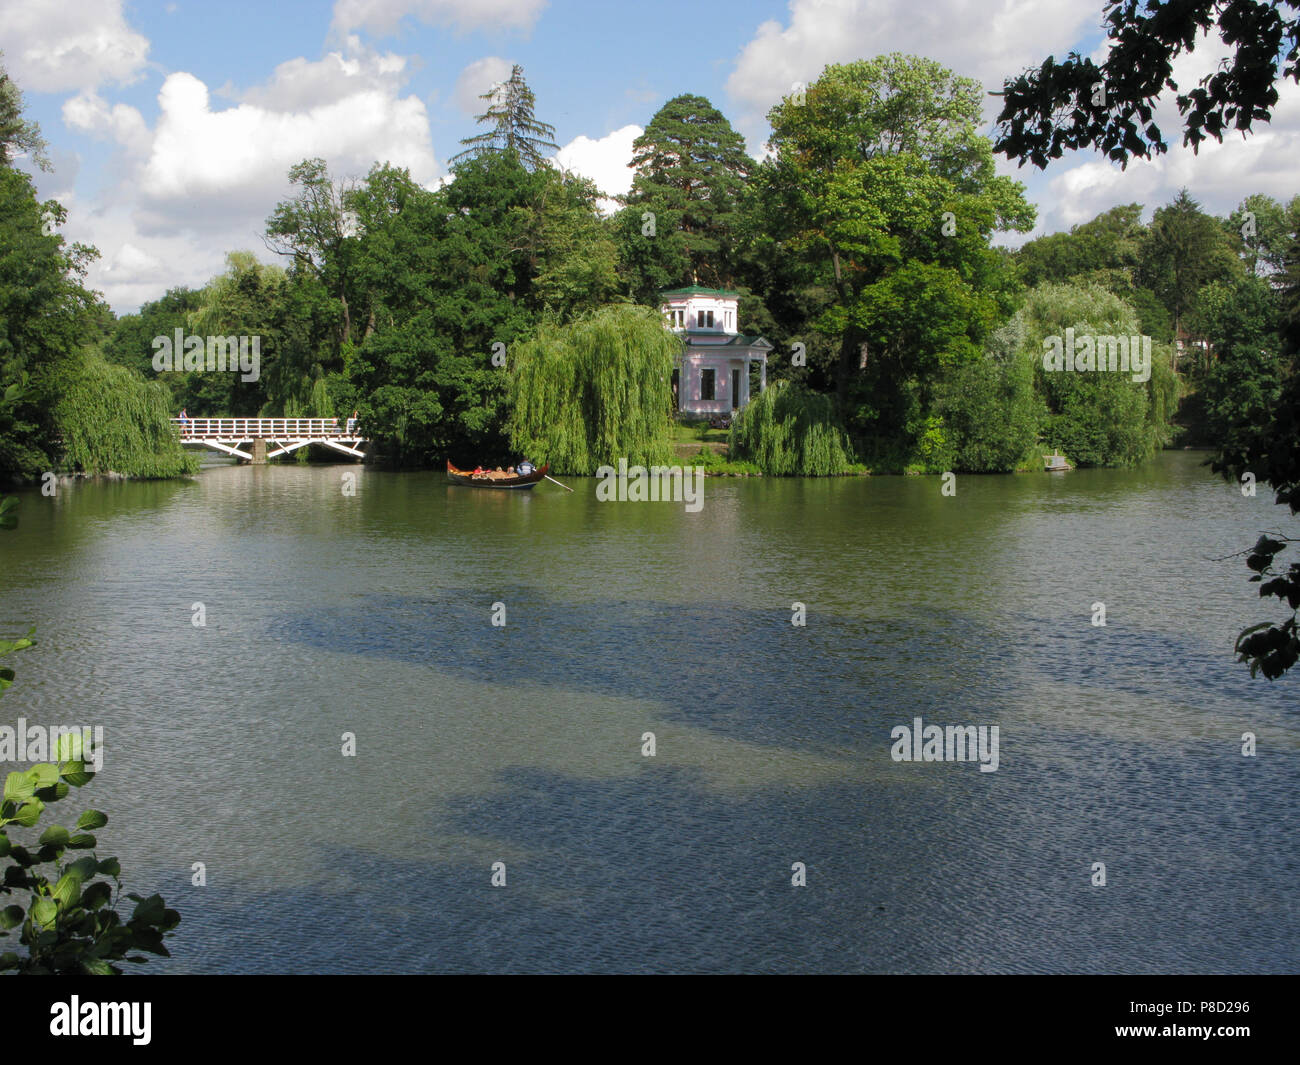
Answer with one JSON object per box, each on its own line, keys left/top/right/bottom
{"left": 731, "top": 369, "right": 740, "bottom": 410}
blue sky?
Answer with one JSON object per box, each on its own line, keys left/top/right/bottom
{"left": 4, "top": 0, "right": 1297, "bottom": 313}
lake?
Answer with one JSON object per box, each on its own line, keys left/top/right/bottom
{"left": 2, "top": 450, "right": 1296, "bottom": 972}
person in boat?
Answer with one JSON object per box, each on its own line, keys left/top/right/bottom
{"left": 517, "top": 460, "right": 535, "bottom": 476}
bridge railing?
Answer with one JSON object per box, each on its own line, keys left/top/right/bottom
{"left": 171, "top": 417, "right": 361, "bottom": 439}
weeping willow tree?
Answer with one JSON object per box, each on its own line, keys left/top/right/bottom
{"left": 729, "top": 380, "right": 855, "bottom": 476}
{"left": 54, "top": 357, "right": 198, "bottom": 477}
{"left": 507, "top": 304, "right": 678, "bottom": 475}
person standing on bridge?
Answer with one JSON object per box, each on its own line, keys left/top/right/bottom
{"left": 179, "top": 408, "right": 188, "bottom": 436}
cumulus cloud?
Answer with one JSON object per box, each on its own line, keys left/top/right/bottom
{"left": 330, "top": 0, "right": 547, "bottom": 38}
{"left": 555, "top": 124, "right": 641, "bottom": 213}
{"left": 454, "top": 56, "right": 513, "bottom": 115}
{"left": 54, "top": 44, "right": 440, "bottom": 311}
{"left": 231, "top": 37, "right": 411, "bottom": 110}
{"left": 725, "top": 0, "right": 1103, "bottom": 149}
{"left": 62, "top": 91, "right": 151, "bottom": 155}
{"left": 0, "top": 0, "right": 150, "bottom": 92}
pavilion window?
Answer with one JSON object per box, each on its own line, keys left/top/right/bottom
{"left": 701, "top": 368, "right": 716, "bottom": 401}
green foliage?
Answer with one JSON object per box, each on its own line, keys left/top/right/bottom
{"left": 1137, "top": 189, "right": 1243, "bottom": 339}
{"left": 54, "top": 357, "right": 198, "bottom": 477}
{"left": 330, "top": 153, "right": 620, "bottom": 464}
{"left": 758, "top": 54, "right": 1034, "bottom": 442}
{"left": 1212, "top": 301, "right": 1300, "bottom": 681}
{"left": 0, "top": 627, "right": 35, "bottom": 699}
{"left": 617, "top": 94, "right": 753, "bottom": 299}
{"left": 686, "top": 447, "right": 762, "bottom": 476}
{"left": 728, "top": 380, "right": 855, "bottom": 476}
{"left": 0, "top": 735, "right": 180, "bottom": 974}
{"left": 507, "top": 304, "right": 678, "bottom": 475}
{"left": 1016, "top": 203, "right": 1146, "bottom": 288}
{"left": 1189, "top": 275, "right": 1283, "bottom": 457}
{"left": 1232, "top": 533, "right": 1300, "bottom": 680}
{"left": 1224, "top": 193, "right": 1294, "bottom": 276}
{"left": 0, "top": 165, "right": 106, "bottom": 480}
{"left": 934, "top": 321, "right": 1046, "bottom": 472}
{"left": 1017, "top": 282, "right": 1177, "bottom": 467}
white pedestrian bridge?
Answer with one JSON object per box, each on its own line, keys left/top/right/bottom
{"left": 171, "top": 417, "right": 366, "bottom": 462}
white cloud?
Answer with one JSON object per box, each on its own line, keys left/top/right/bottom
{"left": 136, "top": 72, "right": 436, "bottom": 209}
{"left": 555, "top": 124, "right": 641, "bottom": 213}
{"left": 330, "top": 0, "right": 546, "bottom": 38}
{"left": 454, "top": 56, "right": 513, "bottom": 115}
{"left": 0, "top": 0, "right": 150, "bottom": 92}
{"left": 53, "top": 45, "right": 441, "bottom": 312}
{"left": 62, "top": 91, "right": 151, "bottom": 155}
{"left": 231, "top": 37, "right": 411, "bottom": 111}
{"left": 724, "top": 0, "right": 1103, "bottom": 150}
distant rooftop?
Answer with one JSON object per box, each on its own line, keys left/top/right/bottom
{"left": 659, "top": 285, "right": 741, "bottom": 298}
{"left": 682, "top": 332, "right": 771, "bottom": 347}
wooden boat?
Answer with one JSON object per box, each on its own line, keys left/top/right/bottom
{"left": 446, "top": 460, "right": 549, "bottom": 489}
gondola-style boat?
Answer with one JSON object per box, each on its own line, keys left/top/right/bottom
{"left": 446, "top": 460, "right": 549, "bottom": 489}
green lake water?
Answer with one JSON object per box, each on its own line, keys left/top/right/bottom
{"left": 1, "top": 450, "right": 1295, "bottom": 972}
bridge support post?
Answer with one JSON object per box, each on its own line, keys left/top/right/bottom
{"left": 251, "top": 439, "right": 268, "bottom": 465}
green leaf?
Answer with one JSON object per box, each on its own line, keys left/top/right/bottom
{"left": 131, "top": 894, "right": 166, "bottom": 925}
{"left": 52, "top": 873, "right": 81, "bottom": 909}
{"left": 53, "top": 732, "right": 88, "bottom": 762}
{"left": 38, "top": 824, "right": 70, "bottom": 846}
{"left": 129, "top": 928, "right": 169, "bottom": 956}
{"left": 97, "top": 857, "right": 121, "bottom": 878}
{"left": 66, "top": 833, "right": 96, "bottom": 849}
{"left": 80, "top": 957, "right": 114, "bottom": 975}
{"left": 81, "top": 882, "right": 112, "bottom": 911}
{"left": 29, "top": 763, "right": 58, "bottom": 788}
{"left": 67, "top": 856, "right": 98, "bottom": 881}
{"left": 31, "top": 898, "right": 57, "bottom": 929}
{"left": 0, "top": 951, "right": 19, "bottom": 971}
{"left": 12, "top": 799, "right": 43, "bottom": 827}
{"left": 34, "top": 780, "right": 69, "bottom": 802}
{"left": 3, "top": 771, "right": 34, "bottom": 802}
{"left": 76, "top": 809, "right": 108, "bottom": 831}
{"left": 0, "top": 905, "right": 24, "bottom": 930}
{"left": 0, "top": 832, "right": 9, "bottom": 857}
{"left": 60, "top": 761, "right": 93, "bottom": 787}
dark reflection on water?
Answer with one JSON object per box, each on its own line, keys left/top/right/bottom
{"left": 135, "top": 591, "right": 1291, "bottom": 974}
{"left": 161, "top": 746, "right": 1292, "bottom": 974}
{"left": 282, "top": 591, "right": 1280, "bottom": 751}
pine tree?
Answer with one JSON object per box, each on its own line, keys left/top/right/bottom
{"left": 451, "top": 65, "right": 559, "bottom": 171}
{"left": 622, "top": 94, "right": 753, "bottom": 291}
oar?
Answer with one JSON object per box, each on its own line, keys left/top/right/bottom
{"left": 544, "top": 474, "right": 573, "bottom": 492}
